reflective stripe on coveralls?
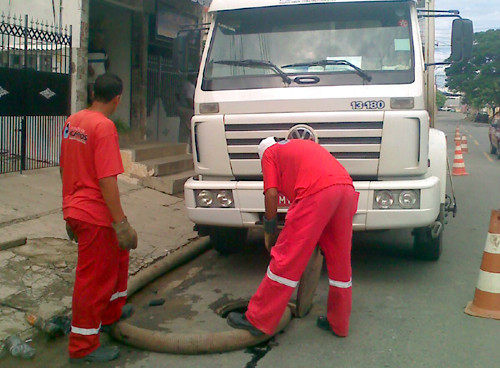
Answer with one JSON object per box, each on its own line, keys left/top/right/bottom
{"left": 329, "top": 278, "right": 352, "bottom": 288}
{"left": 267, "top": 266, "right": 299, "bottom": 288}
{"left": 110, "top": 290, "right": 127, "bottom": 301}
{"left": 70, "top": 288, "right": 126, "bottom": 336}
{"left": 71, "top": 324, "right": 101, "bottom": 336}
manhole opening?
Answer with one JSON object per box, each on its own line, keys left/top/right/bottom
{"left": 216, "top": 300, "right": 250, "bottom": 318}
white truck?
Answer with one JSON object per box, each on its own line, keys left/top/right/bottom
{"left": 177, "top": 0, "right": 472, "bottom": 259}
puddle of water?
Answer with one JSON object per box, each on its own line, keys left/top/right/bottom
{"left": 244, "top": 339, "right": 279, "bottom": 368}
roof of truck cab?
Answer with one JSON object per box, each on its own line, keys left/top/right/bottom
{"left": 209, "top": 0, "right": 416, "bottom": 13}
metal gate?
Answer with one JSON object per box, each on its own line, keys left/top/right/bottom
{"left": 146, "top": 54, "right": 183, "bottom": 141}
{"left": 0, "top": 14, "right": 72, "bottom": 174}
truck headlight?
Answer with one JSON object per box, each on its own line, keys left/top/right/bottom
{"left": 217, "top": 190, "right": 234, "bottom": 208}
{"left": 398, "top": 190, "right": 418, "bottom": 209}
{"left": 374, "top": 190, "right": 420, "bottom": 209}
{"left": 195, "top": 190, "right": 235, "bottom": 208}
{"left": 197, "top": 190, "right": 213, "bottom": 207}
{"left": 375, "top": 190, "right": 394, "bottom": 209}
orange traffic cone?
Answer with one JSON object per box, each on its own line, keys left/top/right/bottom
{"left": 454, "top": 126, "right": 461, "bottom": 142}
{"left": 452, "top": 140, "right": 469, "bottom": 176}
{"left": 461, "top": 135, "right": 469, "bottom": 153}
{"left": 465, "top": 209, "right": 500, "bottom": 319}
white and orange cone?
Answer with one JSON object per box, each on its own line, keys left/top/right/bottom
{"left": 454, "top": 126, "right": 461, "bottom": 143}
{"left": 465, "top": 210, "right": 500, "bottom": 319}
{"left": 452, "top": 140, "right": 469, "bottom": 176}
{"left": 461, "top": 135, "right": 469, "bottom": 153}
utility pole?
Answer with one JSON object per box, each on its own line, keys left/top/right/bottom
{"left": 59, "top": 0, "right": 63, "bottom": 33}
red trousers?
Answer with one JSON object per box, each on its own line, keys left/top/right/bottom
{"left": 246, "top": 184, "right": 359, "bottom": 336}
{"left": 66, "top": 218, "right": 129, "bottom": 358}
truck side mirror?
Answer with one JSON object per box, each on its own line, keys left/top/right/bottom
{"left": 174, "top": 30, "right": 201, "bottom": 73}
{"left": 450, "top": 19, "right": 473, "bottom": 62}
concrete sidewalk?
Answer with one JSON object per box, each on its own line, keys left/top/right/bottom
{"left": 0, "top": 167, "right": 198, "bottom": 344}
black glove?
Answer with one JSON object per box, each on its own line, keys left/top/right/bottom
{"left": 264, "top": 216, "right": 277, "bottom": 234}
{"left": 264, "top": 216, "right": 278, "bottom": 252}
{"left": 66, "top": 222, "right": 78, "bottom": 243}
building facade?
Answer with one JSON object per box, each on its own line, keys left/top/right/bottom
{"left": 1, "top": 0, "right": 208, "bottom": 143}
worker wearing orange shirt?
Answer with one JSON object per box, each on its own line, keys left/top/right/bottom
{"left": 228, "top": 137, "right": 359, "bottom": 338}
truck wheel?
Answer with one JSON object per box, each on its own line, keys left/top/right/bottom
{"left": 413, "top": 206, "right": 444, "bottom": 261}
{"left": 209, "top": 227, "right": 248, "bottom": 255}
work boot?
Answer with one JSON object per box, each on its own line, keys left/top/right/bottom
{"left": 316, "top": 315, "right": 345, "bottom": 337}
{"left": 101, "top": 304, "right": 134, "bottom": 333}
{"left": 69, "top": 346, "right": 120, "bottom": 363}
{"left": 227, "top": 312, "right": 264, "bottom": 337}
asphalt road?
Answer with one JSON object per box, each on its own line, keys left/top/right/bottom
{"left": 3, "top": 112, "right": 499, "bottom": 368}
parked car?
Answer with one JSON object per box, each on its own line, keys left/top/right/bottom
{"left": 475, "top": 112, "right": 490, "bottom": 123}
{"left": 489, "top": 117, "right": 500, "bottom": 159}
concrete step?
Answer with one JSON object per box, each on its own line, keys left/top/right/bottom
{"left": 139, "top": 154, "right": 194, "bottom": 177}
{"left": 141, "top": 170, "right": 195, "bottom": 195}
{"left": 122, "top": 142, "right": 188, "bottom": 162}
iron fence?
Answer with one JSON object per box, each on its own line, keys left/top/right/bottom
{"left": 0, "top": 13, "right": 71, "bottom": 174}
{"left": 0, "top": 116, "right": 65, "bottom": 173}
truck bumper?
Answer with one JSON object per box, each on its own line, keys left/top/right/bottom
{"left": 184, "top": 176, "right": 441, "bottom": 231}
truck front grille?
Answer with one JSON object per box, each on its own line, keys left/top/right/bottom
{"left": 225, "top": 121, "right": 383, "bottom": 176}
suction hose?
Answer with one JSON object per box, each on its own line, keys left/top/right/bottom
{"left": 111, "top": 238, "right": 293, "bottom": 354}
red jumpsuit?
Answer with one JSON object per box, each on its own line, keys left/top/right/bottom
{"left": 60, "top": 109, "right": 129, "bottom": 358}
{"left": 246, "top": 139, "right": 359, "bottom": 337}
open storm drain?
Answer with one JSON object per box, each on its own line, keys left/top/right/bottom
{"left": 110, "top": 240, "right": 293, "bottom": 354}
{"left": 214, "top": 299, "right": 250, "bottom": 318}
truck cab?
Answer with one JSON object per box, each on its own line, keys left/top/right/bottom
{"left": 180, "top": 0, "right": 472, "bottom": 259}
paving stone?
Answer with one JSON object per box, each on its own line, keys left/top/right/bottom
{"left": 0, "top": 252, "right": 15, "bottom": 268}
{"left": 0, "top": 307, "right": 30, "bottom": 341}
{"left": 0, "top": 167, "right": 200, "bottom": 342}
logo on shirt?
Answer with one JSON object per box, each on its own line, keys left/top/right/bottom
{"left": 287, "top": 124, "right": 317, "bottom": 142}
{"left": 63, "top": 123, "right": 88, "bottom": 144}
{"left": 63, "top": 123, "right": 70, "bottom": 139}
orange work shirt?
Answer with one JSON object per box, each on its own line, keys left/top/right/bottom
{"left": 262, "top": 139, "right": 353, "bottom": 202}
{"left": 60, "top": 109, "right": 124, "bottom": 227}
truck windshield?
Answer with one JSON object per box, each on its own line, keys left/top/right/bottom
{"left": 204, "top": 2, "right": 415, "bottom": 90}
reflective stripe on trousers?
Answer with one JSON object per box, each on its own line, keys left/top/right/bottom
{"left": 329, "top": 278, "right": 352, "bottom": 288}
{"left": 266, "top": 266, "right": 299, "bottom": 288}
{"left": 71, "top": 324, "right": 101, "bottom": 336}
{"left": 110, "top": 290, "right": 127, "bottom": 301}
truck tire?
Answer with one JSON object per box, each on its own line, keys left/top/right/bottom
{"left": 413, "top": 205, "right": 444, "bottom": 261}
{"left": 209, "top": 227, "right": 248, "bottom": 255}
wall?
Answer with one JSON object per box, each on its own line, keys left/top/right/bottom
{"left": 90, "top": 1, "right": 132, "bottom": 127}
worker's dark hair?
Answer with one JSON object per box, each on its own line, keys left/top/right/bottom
{"left": 93, "top": 73, "right": 123, "bottom": 103}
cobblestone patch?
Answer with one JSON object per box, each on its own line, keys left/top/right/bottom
{"left": 0, "top": 238, "right": 77, "bottom": 341}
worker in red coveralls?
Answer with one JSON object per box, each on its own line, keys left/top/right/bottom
{"left": 60, "top": 73, "right": 138, "bottom": 363}
{"left": 227, "top": 137, "right": 359, "bottom": 338}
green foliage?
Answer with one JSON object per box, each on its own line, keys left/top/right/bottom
{"left": 445, "top": 29, "right": 500, "bottom": 112}
{"left": 436, "top": 90, "right": 446, "bottom": 109}
{"left": 113, "top": 118, "right": 130, "bottom": 134}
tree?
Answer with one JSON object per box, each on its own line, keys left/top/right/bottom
{"left": 446, "top": 29, "right": 500, "bottom": 117}
{"left": 436, "top": 90, "right": 446, "bottom": 109}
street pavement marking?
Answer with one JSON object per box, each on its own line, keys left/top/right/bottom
{"left": 474, "top": 139, "right": 480, "bottom": 146}
{"left": 483, "top": 152, "right": 494, "bottom": 163}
